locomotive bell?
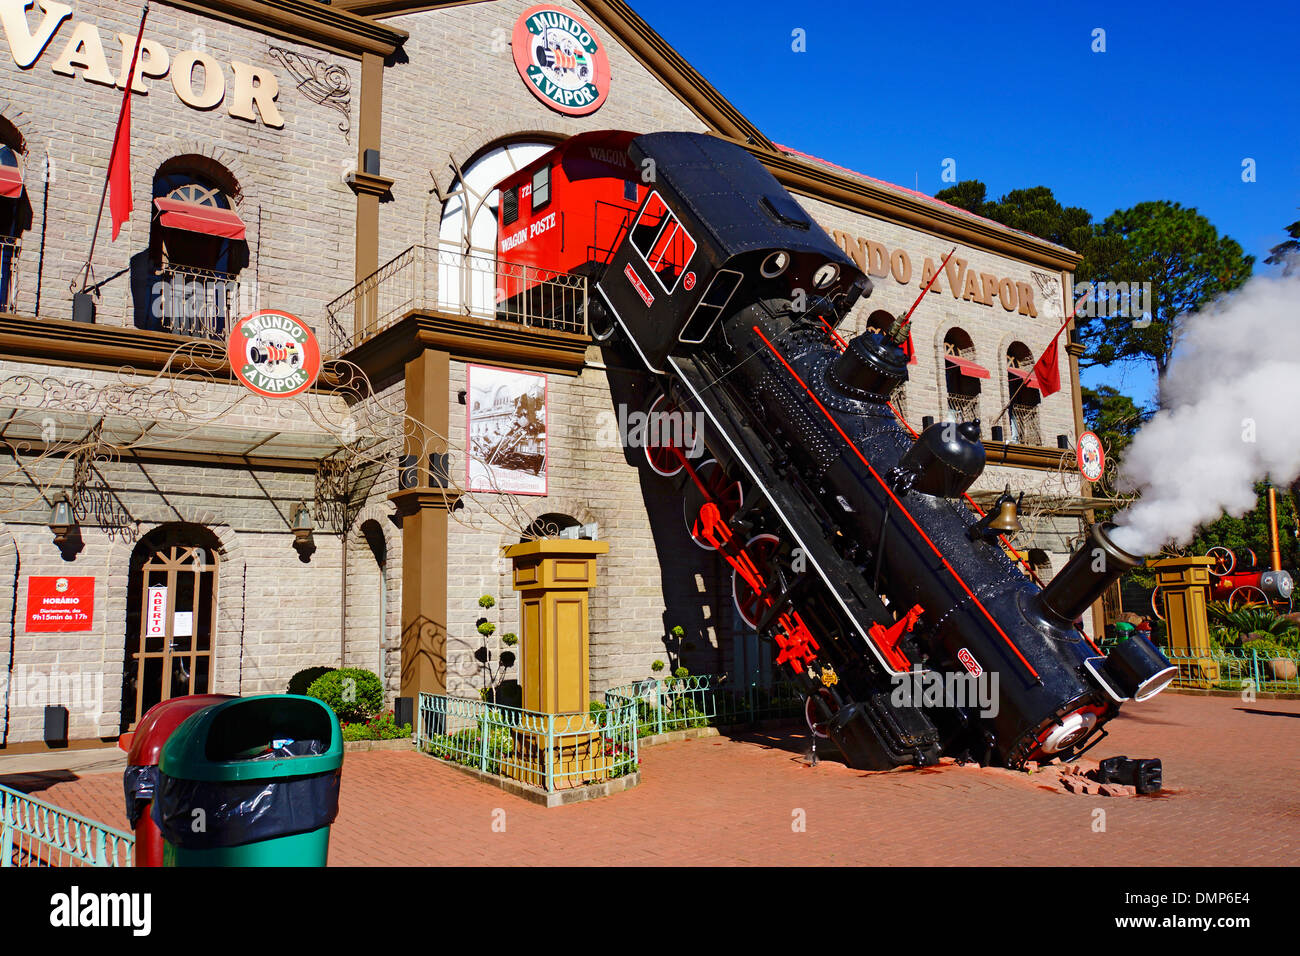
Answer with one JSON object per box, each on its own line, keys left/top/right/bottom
{"left": 969, "top": 485, "right": 1021, "bottom": 540}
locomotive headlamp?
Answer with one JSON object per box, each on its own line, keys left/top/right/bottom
{"left": 291, "top": 501, "right": 316, "bottom": 562}
{"left": 969, "top": 485, "right": 1021, "bottom": 540}
{"left": 812, "top": 263, "right": 839, "bottom": 290}
{"left": 760, "top": 251, "right": 790, "bottom": 277}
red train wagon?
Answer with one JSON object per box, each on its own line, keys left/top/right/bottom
{"left": 494, "top": 129, "right": 646, "bottom": 316}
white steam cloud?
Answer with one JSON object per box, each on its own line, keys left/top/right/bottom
{"left": 1108, "top": 271, "right": 1300, "bottom": 556}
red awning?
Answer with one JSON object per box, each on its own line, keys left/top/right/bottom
{"left": 154, "top": 197, "right": 246, "bottom": 240}
{"left": 1008, "top": 366, "right": 1044, "bottom": 390}
{"left": 945, "top": 355, "right": 990, "bottom": 379}
{"left": 0, "top": 163, "right": 23, "bottom": 199}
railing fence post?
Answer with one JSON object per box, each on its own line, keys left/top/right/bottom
{"left": 545, "top": 713, "right": 555, "bottom": 792}
{"left": 1, "top": 789, "right": 11, "bottom": 867}
{"left": 479, "top": 702, "right": 490, "bottom": 772}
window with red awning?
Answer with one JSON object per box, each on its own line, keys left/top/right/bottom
{"left": 153, "top": 197, "right": 246, "bottom": 240}
{"left": 945, "top": 354, "right": 991, "bottom": 379}
{"left": 0, "top": 163, "right": 21, "bottom": 199}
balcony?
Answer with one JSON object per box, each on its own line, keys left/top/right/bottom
{"left": 1008, "top": 403, "right": 1042, "bottom": 446}
{"left": 153, "top": 264, "right": 242, "bottom": 342}
{"left": 946, "top": 393, "right": 980, "bottom": 425}
{"left": 0, "top": 235, "right": 19, "bottom": 313}
{"left": 326, "top": 243, "right": 588, "bottom": 357}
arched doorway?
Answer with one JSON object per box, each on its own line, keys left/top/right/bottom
{"left": 120, "top": 524, "right": 221, "bottom": 732}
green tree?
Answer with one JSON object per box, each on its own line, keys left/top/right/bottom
{"left": 1080, "top": 201, "right": 1253, "bottom": 378}
{"left": 1191, "top": 482, "right": 1299, "bottom": 575}
{"left": 1080, "top": 385, "right": 1147, "bottom": 462}
{"left": 1264, "top": 211, "right": 1300, "bottom": 275}
{"left": 935, "top": 181, "right": 1118, "bottom": 286}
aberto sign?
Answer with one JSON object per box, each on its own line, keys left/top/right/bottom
{"left": 511, "top": 4, "right": 610, "bottom": 116}
{"left": 227, "top": 310, "right": 321, "bottom": 398}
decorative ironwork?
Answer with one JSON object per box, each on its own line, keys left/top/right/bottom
{"left": 268, "top": 47, "right": 352, "bottom": 142}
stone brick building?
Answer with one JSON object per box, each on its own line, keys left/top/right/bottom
{"left": 0, "top": 0, "right": 1093, "bottom": 751}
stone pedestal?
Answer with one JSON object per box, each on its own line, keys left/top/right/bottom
{"left": 502, "top": 538, "right": 608, "bottom": 789}
{"left": 1151, "top": 556, "right": 1217, "bottom": 681}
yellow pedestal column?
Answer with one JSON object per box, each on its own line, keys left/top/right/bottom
{"left": 1150, "top": 556, "right": 1217, "bottom": 682}
{"left": 503, "top": 539, "right": 609, "bottom": 789}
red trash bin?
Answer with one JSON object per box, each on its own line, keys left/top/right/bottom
{"left": 122, "top": 695, "right": 235, "bottom": 867}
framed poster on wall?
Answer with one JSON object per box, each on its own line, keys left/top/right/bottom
{"left": 466, "top": 364, "right": 548, "bottom": 495}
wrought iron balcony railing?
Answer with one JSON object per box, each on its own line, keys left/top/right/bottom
{"left": 0, "top": 235, "right": 19, "bottom": 314}
{"left": 1008, "top": 403, "right": 1043, "bottom": 447}
{"left": 325, "top": 242, "right": 588, "bottom": 356}
{"left": 153, "top": 264, "right": 242, "bottom": 341}
{"left": 946, "top": 393, "right": 980, "bottom": 425}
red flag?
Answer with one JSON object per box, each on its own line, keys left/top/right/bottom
{"left": 108, "top": 8, "right": 149, "bottom": 240}
{"left": 902, "top": 329, "right": 918, "bottom": 365}
{"left": 1028, "top": 334, "right": 1061, "bottom": 396}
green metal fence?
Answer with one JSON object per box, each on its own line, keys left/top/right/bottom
{"left": 1166, "top": 648, "right": 1300, "bottom": 695}
{"left": 417, "top": 693, "right": 639, "bottom": 792}
{"left": 605, "top": 675, "right": 804, "bottom": 738}
{"left": 1, "top": 783, "right": 134, "bottom": 867}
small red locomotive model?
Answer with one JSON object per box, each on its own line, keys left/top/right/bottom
{"left": 494, "top": 131, "right": 1176, "bottom": 770}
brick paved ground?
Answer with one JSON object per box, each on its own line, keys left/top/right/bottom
{"left": 5, "top": 692, "right": 1296, "bottom": 866}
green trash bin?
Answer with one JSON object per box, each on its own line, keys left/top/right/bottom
{"left": 152, "top": 695, "right": 343, "bottom": 867}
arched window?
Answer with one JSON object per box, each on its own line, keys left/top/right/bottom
{"left": 942, "top": 328, "right": 987, "bottom": 427}
{"left": 1005, "top": 341, "right": 1042, "bottom": 445}
{"left": 132, "top": 158, "right": 248, "bottom": 338}
{"left": 0, "top": 118, "right": 30, "bottom": 314}
{"left": 437, "top": 139, "right": 555, "bottom": 316}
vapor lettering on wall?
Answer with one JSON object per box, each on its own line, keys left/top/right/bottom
{"left": 0, "top": 0, "right": 285, "bottom": 127}
{"left": 831, "top": 229, "right": 1038, "bottom": 317}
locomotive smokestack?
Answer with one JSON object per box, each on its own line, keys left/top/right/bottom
{"left": 1035, "top": 522, "right": 1145, "bottom": 625}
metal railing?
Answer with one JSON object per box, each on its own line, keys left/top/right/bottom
{"left": 946, "top": 393, "right": 980, "bottom": 425}
{"left": 0, "top": 235, "right": 18, "bottom": 313}
{"left": 326, "top": 242, "right": 588, "bottom": 355}
{"left": 417, "top": 693, "right": 637, "bottom": 792}
{"left": 154, "top": 264, "right": 241, "bottom": 341}
{"left": 1165, "top": 648, "right": 1300, "bottom": 695}
{"left": 1, "top": 783, "right": 134, "bottom": 867}
{"left": 604, "top": 675, "right": 804, "bottom": 738}
{"left": 1008, "top": 403, "right": 1042, "bottom": 446}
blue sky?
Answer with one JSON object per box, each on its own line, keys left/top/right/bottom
{"left": 631, "top": 0, "right": 1299, "bottom": 407}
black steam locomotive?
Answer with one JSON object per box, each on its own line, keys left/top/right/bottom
{"left": 509, "top": 131, "right": 1177, "bottom": 770}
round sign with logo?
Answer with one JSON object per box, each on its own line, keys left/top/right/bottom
{"left": 227, "top": 310, "right": 321, "bottom": 398}
{"left": 512, "top": 5, "right": 610, "bottom": 116}
{"left": 1077, "top": 430, "right": 1105, "bottom": 482}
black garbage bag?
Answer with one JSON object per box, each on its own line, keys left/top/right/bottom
{"left": 123, "top": 764, "right": 159, "bottom": 828}
{"left": 150, "top": 762, "right": 341, "bottom": 850}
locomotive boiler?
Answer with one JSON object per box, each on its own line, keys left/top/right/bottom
{"left": 496, "top": 130, "right": 1176, "bottom": 770}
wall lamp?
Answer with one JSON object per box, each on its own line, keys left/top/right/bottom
{"left": 292, "top": 502, "right": 316, "bottom": 562}
{"left": 48, "top": 492, "right": 83, "bottom": 560}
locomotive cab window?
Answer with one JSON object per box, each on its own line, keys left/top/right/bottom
{"left": 629, "top": 191, "right": 696, "bottom": 294}
{"left": 531, "top": 165, "right": 551, "bottom": 210}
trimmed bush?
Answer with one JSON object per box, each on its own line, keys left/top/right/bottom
{"left": 286, "top": 665, "right": 333, "bottom": 697}
{"left": 306, "top": 668, "right": 384, "bottom": 722}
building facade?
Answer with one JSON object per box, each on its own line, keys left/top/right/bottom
{"left": 0, "top": 0, "right": 1091, "bottom": 750}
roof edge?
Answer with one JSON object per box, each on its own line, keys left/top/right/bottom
{"left": 160, "top": 0, "right": 408, "bottom": 60}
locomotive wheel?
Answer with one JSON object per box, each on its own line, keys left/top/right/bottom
{"left": 1150, "top": 586, "right": 1166, "bottom": 621}
{"left": 1228, "top": 586, "right": 1268, "bottom": 609}
{"left": 1207, "top": 546, "right": 1234, "bottom": 576}
{"left": 804, "top": 690, "right": 835, "bottom": 739}
{"left": 643, "top": 394, "right": 700, "bottom": 477}
{"left": 683, "top": 459, "right": 743, "bottom": 550}
{"left": 732, "top": 533, "right": 781, "bottom": 629}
